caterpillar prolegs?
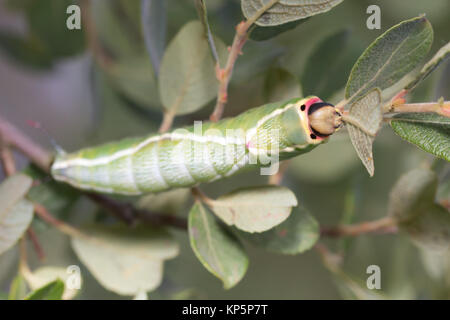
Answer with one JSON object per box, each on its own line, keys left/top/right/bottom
{"left": 51, "top": 96, "right": 342, "bottom": 195}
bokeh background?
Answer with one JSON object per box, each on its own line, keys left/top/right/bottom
{"left": 0, "top": 0, "right": 449, "bottom": 299}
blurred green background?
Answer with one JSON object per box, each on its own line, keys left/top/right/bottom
{"left": 0, "top": 0, "right": 449, "bottom": 299}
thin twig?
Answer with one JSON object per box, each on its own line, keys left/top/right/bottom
{"left": 320, "top": 216, "right": 398, "bottom": 238}
{"left": 0, "top": 143, "right": 16, "bottom": 176}
{"left": 0, "top": 115, "right": 52, "bottom": 171}
{"left": 384, "top": 100, "right": 450, "bottom": 117}
{"left": 87, "top": 192, "right": 187, "bottom": 230}
{"left": 209, "top": 0, "right": 279, "bottom": 122}
{"left": 268, "top": 160, "right": 291, "bottom": 185}
{"left": 158, "top": 110, "right": 176, "bottom": 133}
{"left": 26, "top": 228, "right": 45, "bottom": 262}
{"left": 33, "top": 203, "right": 86, "bottom": 239}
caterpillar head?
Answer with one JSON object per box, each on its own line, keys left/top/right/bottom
{"left": 307, "top": 101, "right": 342, "bottom": 137}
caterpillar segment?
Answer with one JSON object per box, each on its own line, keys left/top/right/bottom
{"left": 51, "top": 96, "right": 342, "bottom": 195}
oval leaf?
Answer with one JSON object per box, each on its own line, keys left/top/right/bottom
{"left": 241, "top": 0, "right": 343, "bottom": 27}
{"left": 0, "top": 174, "right": 34, "bottom": 255}
{"left": 390, "top": 113, "right": 450, "bottom": 161}
{"left": 24, "top": 266, "right": 82, "bottom": 300}
{"left": 188, "top": 202, "right": 248, "bottom": 289}
{"left": 345, "top": 16, "right": 433, "bottom": 105}
{"left": 388, "top": 168, "right": 450, "bottom": 252}
{"left": 71, "top": 225, "right": 179, "bottom": 296}
{"left": 25, "top": 279, "right": 65, "bottom": 300}
{"left": 209, "top": 186, "right": 298, "bottom": 233}
{"left": 240, "top": 206, "right": 319, "bottom": 254}
{"left": 344, "top": 88, "right": 382, "bottom": 176}
{"left": 159, "top": 21, "right": 221, "bottom": 115}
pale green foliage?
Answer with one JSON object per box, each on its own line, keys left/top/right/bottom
{"left": 71, "top": 225, "right": 179, "bottom": 296}
{"left": 159, "top": 21, "right": 222, "bottom": 115}
{"left": 391, "top": 113, "right": 450, "bottom": 161}
{"left": 388, "top": 168, "right": 450, "bottom": 252}
{"left": 345, "top": 16, "right": 433, "bottom": 105}
{"left": 188, "top": 202, "right": 248, "bottom": 289}
{"left": 25, "top": 279, "right": 65, "bottom": 300}
{"left": 345, "top": 88, "right": 382, "bottom": 176}
{"left": 0, "top": 174, "right": 34, "bottom": 255}
{"left": 24, "top": 266, "right": 82, "bottom": 300}
{"left": 209, "top": 186, "right": 298, "bottom": 233}
{"left": 241, "top": 0, "right": 343, "bottom": 26}
{"left": 240, "top": 206, "right": 319, "bottom": 254}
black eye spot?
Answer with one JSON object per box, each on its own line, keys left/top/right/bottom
{"left": 300, "top": 104, "right": 306, "bottom": 111}
{"left": 310, "top": 134, "right": 316, "bottom": 140}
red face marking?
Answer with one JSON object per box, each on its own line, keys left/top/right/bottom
{"left": 302, "top": 97, "right": 326, "bottom": 142}
{"left": 304, "top": 97, "right": 323, "bottom": 112}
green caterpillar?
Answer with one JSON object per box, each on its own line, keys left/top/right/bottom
{"left": 51, "top": 96, "right": 342, "bottom": 195}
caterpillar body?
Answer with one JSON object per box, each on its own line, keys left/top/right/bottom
{"left": 51, "top": 96, "right": 342, "bottom": 195}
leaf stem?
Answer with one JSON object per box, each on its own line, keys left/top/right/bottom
{"left": 320, "top": 216, "right": 397, "bottom": 237}
{"left": 0, "top": 115, "right": 52, "bottom": 172}
{"left": 33, "top": 203, "right": 86, "bottom": 239}
{"left": 384, "top": 100, "right": 450, "bottom": 118}
{"left": 159, "top": 110, "right": 176, "bottom": 133}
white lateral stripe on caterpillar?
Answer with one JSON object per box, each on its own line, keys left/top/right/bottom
{"left": 52, "top": 103, "right": 298, "bottom": 170}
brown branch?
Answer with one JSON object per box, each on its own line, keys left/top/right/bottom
{"left": 320, "top": 216, "right": 398, "bottom": 238}
{"left": 209, "top": 1, "right": 279, "bottom": 122}
{"left": 0, "top": 113, "right": 187, "bottom": 230}
{"left": 0, "top": 143, "right": 16, "bottom": 176}
{"left": 27, "top": 228, "right": 45, "bottom": 262}
{"left": 0, "top": 116, "right": 52, "bottom": 171}
{"left": 87, "top": 192, "right": 187, "bottom": 230}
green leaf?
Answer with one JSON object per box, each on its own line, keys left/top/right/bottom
{"left": 240, "top": 206, "right": 319, "bottom": 254}
{"left": 302, "top": 29, "right": 354, "bottom": 99}
{"left": 8, "top": 274, "right": 28, "bottom": 300}
{"left": 141, "top": 0, "right": 167, "bottom": 75}
{"left": 24, "top": 266, "right": 82, "bottom": 300}
{"left": 344, "top": 88, "right": 382, "bottom": 176}
{"left": 188, "top": 202, "right": 248, "bottom": 289}
{"left": 241, "top": 0, "right": 343, "bottom": 27}
{"left": 71, "top": 225, "right": 179, "bottom": 296}
{"left": 0, "top": 174, "right": 34, "bottom": 255}
{"left": 388, "top": 168, "right": 450, "bottom": 252}
{"left": 405, "top": 41, "right": 450, "bottom": 91}
{"left": 345, "top": 16, "right": 433, "bottom": 105}
{"left": 388, "top": 168, "right": 438, "bottom": 222}
{"left": 25, "top": 279, "right": 65, "bottom": 300}
{"left": 264, "top": 68, "right": 302, "bottom": 103}
{"left": 107, "top": 54, "right": 162, "bottom": 111}
{"left": 159, "top": 21, "right": 224, "bottom": 115}
{"left": 208, "top": 186, "right": 298, "bottom": 233}
{"left": 249, "top": 19, "right": 307, "bottom": 41}
{"left": 390, "top": 113, "right": 450, "bottom": 161}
